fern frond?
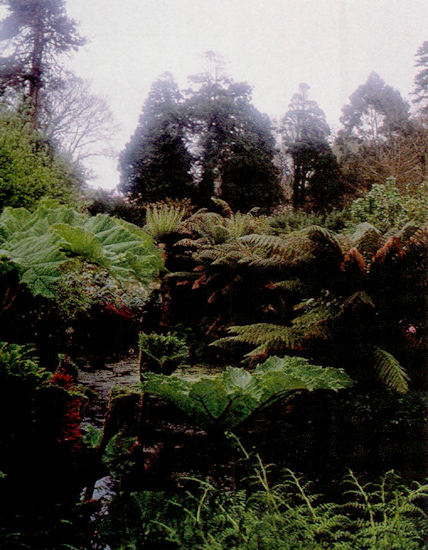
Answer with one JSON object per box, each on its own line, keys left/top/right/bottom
{"left": 341, "top": 248, "right": 366, "bottom": 273}
{"left": 303, "top": 225, "right": 344, "bottom": 248}
{"left": 241, "top": 233, "right": 312, "bottom": 264}
{"left": 405, "top": 223, "right": 428, "bottom": 251}
{"left": 291, "top": 305, "right": 336, "bottom": 340}
{"left": 372, "top": 347, "right": 409, "bottom": 393}
{"left": 270, "top": 279, "right": 306, "bottom": 293}
{"left": 342, "top": 291, "right": 375, "bottom": 311}
{"left": 394, "top": 221, "right": 420, "bottom": 243}
{"left": 212, "top": 323, "right": 301, "bottom": 356}
{"left": 372, "top": 236, "right": 404, "bottom": 265}
{"left": 350, "top": 223, "right": 382, "bottom": 262}
{"left": 144, "top": 204, "right": 185, "bottom": 239}
{"left": 211, "top": 197, "right": 234, "bottom": 217}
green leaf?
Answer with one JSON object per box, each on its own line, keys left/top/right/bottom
{"left": 52, "top": 223, "right": 108, "bottom": 267}
{"left": 142, "top": 357, "right": 353, "bottom": 430}
{"left": 0, "top": 203, "right": 163, "bottom": 298}
{"left": 372, "top": 347, "right": 409, "bottom": 393}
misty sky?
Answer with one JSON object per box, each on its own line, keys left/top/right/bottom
{"left": 63, "top": 0, "right": 428, "bottom": 189}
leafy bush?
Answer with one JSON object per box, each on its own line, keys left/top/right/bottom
{"left": 0, "top": 110, "right": 83, "bottom": 210}
{"left": 271, "top": 206, "right": 351, "bottom": 234}
{"left": 350, "top": 177, "right": 428, "bottom": 232}
{"left": 0, "top": 344, "right": 87, "bottom": 472}
{"left": 138, "top": 332, "right": 189, "bottom": 376}
{"left": 141, "top": 356, "right": 352, "bottom": 430}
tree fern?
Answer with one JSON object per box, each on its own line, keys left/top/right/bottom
{"left": 144, "top": 203, "right": 186, "bottom": 240}
{"left": 213, "top": 303, "right": 336, "bottom": 359}
{"left": 349, "top": 223, "right": 383, "bottom": 263}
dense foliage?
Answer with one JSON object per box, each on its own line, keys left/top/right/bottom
{"left": 0, "top": 110, "right": 84, "bottom": 209}
{"left": 281, "top": 83, "right": 343, "bottom": 210}
{"left": 142, "top": 355, "right": 352, "bottom": 430}
{"left": 0, "top": 15, "right": 427, "bottom": 549}
{"left": 101, "top": 449, "right": 428, "bottom": 550}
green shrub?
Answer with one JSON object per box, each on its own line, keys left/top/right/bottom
{"left": 0, "top": 110, "right": 83, "bottom": 210}
{"left": 0, "top": 198, "right": 163, "bottom": 299}
{"left": 138, "top": 332, "right": 189, "bottom": 377}
{"left": 350, "top": 177, "right": 428, "bottom": 232}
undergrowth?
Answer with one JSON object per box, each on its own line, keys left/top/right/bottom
{"left": 101, "top": 436, "right": 428, "bottom": 550}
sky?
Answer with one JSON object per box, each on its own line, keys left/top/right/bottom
{"left": 63, "top": 0, "right": 428, "bottom": 190}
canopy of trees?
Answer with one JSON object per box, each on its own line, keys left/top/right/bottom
{"left": 336, "top": 72, "right": 427, "bottom": 192}
{"left": 119, "top": 73, "right": 194, "bottom": 204}
{"left": 119, "top": 64, "right": 282, "bottom": 211}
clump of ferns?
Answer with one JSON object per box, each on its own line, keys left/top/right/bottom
{"left": 147, "top": 440, "right": 428, "bottom": 550}
{"left": 212, "top": 294, "right": 339, "bottom": 364}
{"left": 342, "top": 470, "right": 428, "bottom": 549}
{"left": 177, "top": 200, "right": 272, "bottom": 249}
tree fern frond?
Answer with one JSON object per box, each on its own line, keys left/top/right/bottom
{"left": 211, "top": 197, "right": 234, "bottom": 217}
{"left": 212, "top": 323, "right": 301, "bottom": 356}
{"left": 405, "top": 223, "right": 428, "bottom": 251}
{"left": 174, "top": 237, "right": 200, "bottom": 249}
{"left": 243, "top": 255, "right": 292, "bottom": 269}
{"left": 394, "top": 221, "right": 421, "bottom": 243}
{"left": 270, "top": 279, "right": 306, "bottom": 293}
{"left": 372, "top": 347, "right": 409, "bottom": 393}
{"left": 144, "top": 204, "right": 186, "bottom": 239}
{"left": 372, "top": 236, "right": 404, "bottom": 265}
{"left": 240, "top": 233, "right": 312, "bottom": 264}
{"left": 291, "top": 305, "right": 336, "bottom": 339}
{"left": 350, "top": 223, "right": 382, "bottom": 262}
{"left": 341, "top": 248, "right": 366, "bottom": 273}
{"left": 342, "top": 291, "right": 375, "bottom": 311}
{"left": 303, "top": 225, "right": 344, "bottom": 247}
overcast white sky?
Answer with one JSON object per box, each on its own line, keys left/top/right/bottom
{"left": 64, "top": 0, "right": 428, "bottom": 190}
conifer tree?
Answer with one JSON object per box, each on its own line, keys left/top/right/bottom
{"left": 281, "top": 83, "right": 342, "bottom": 210}
{"left": 119, "top": 73, "right": 194, "bottom": 203}
{"left": 0, "top": 0, "right": 85, "bottom": 127}
{"left": 413, "top": 40, "right": 428, "bottom": 113}
{"left": 186, "top": 55, "right": 281, "bottom": 210}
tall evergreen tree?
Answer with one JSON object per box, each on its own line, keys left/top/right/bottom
{"left": 120, "top": 60, "right": 282, "bottom": 211}
{"left": 413, "top": 40, "right": 428, "bottom": 113}
{"left": 281, "top": 83, "right": 342, "bottom": 210}
{"left": 0, "top": 0, "right": 85, "bottom": 126}
{"left": 186, "top": 60, "right": 281, "bottom": 210}
{"left": 119, "top": 73, "right": 194, "bottom": 203}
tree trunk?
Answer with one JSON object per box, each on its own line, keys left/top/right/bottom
{"left": 28, "top": 5, "right": 45, "bottom": 129}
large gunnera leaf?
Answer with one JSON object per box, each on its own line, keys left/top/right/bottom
{"left": 142, "top": 357, "right": 353, "bottom": 430}
{"left": 0, "top": 199, "right": 163, "bottom": 298}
